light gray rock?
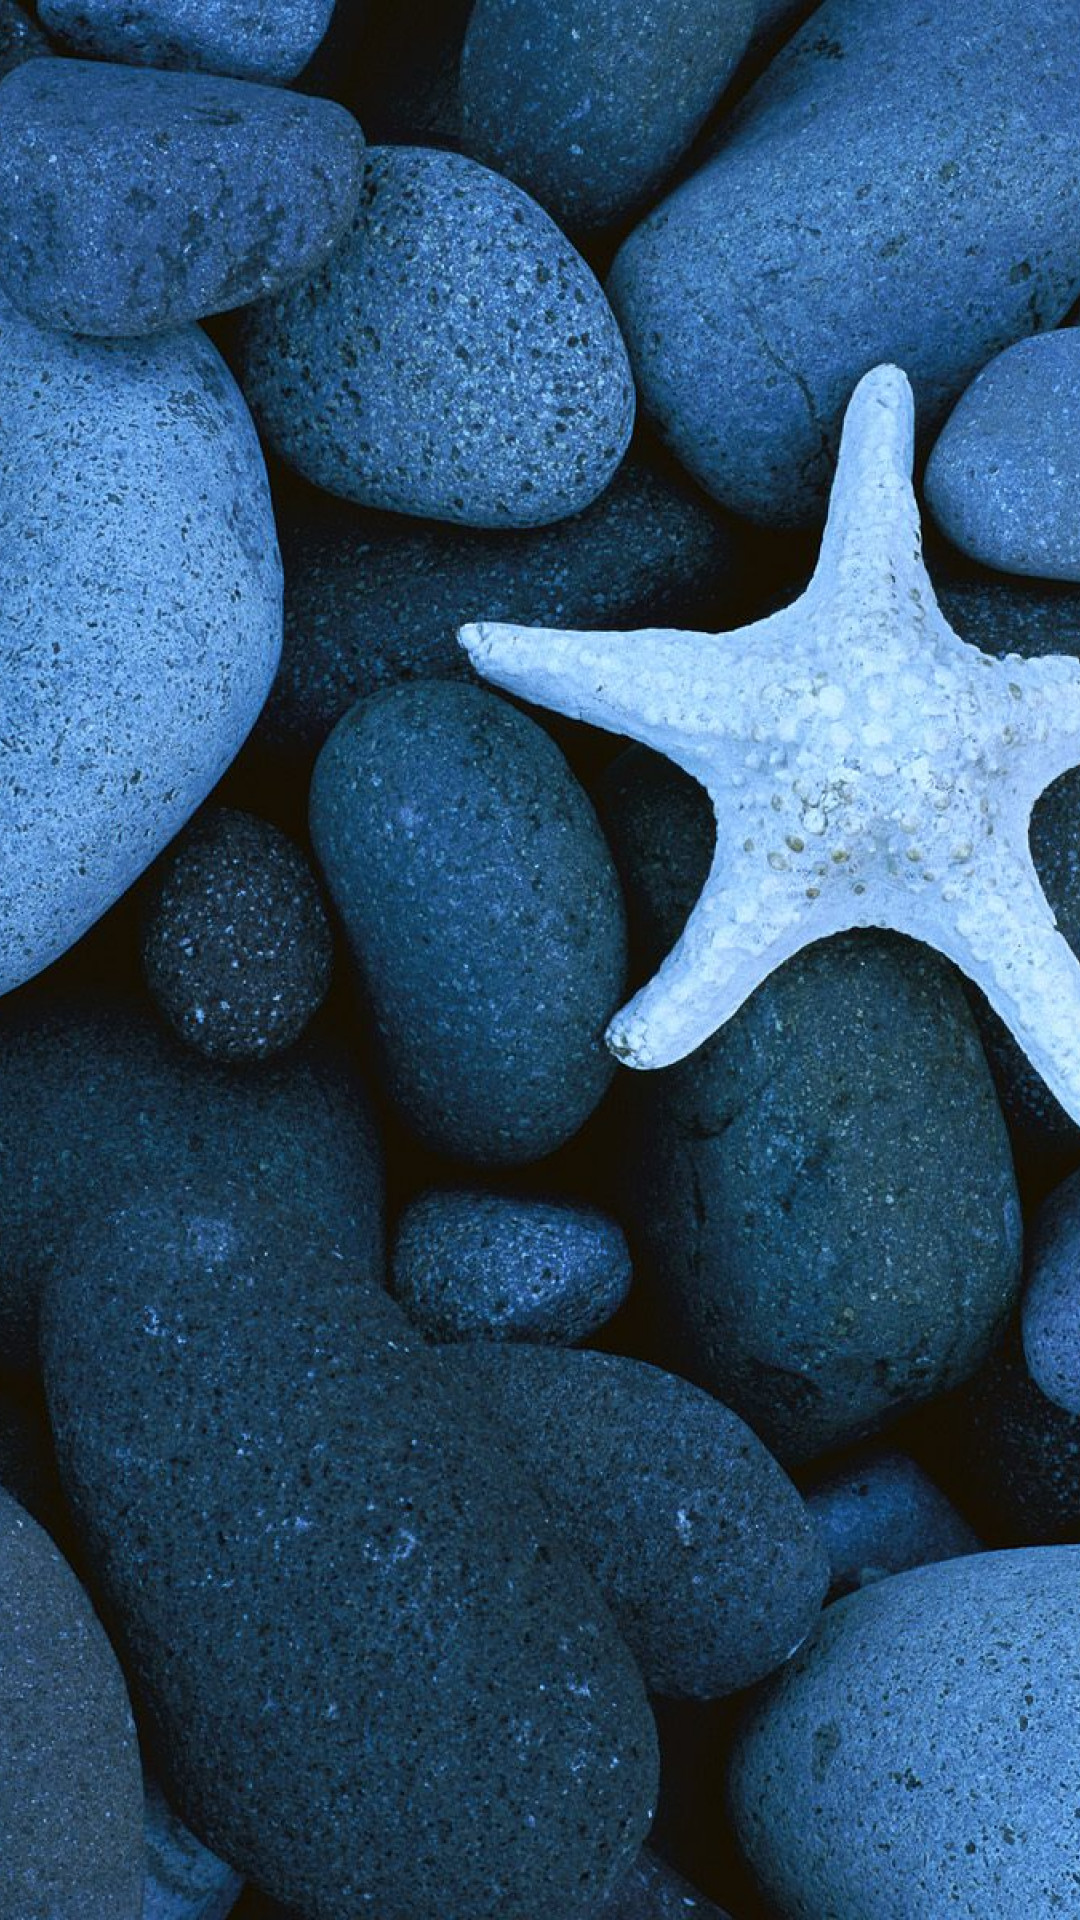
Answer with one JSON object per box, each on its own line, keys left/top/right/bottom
{"left": 144, "top": 1779, "right": 243, "bottom": 1920}
{"left": 37, "top": 0, "right": 335, "bottom": 83}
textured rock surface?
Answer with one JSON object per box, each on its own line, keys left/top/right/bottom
{"left": 257, "top": 457, "right": 742, "bottom": 769}
{"left": 37, "top": 0, "right": 335, "bottom": 82}
{"left": 804, "top": 1446, "right": 980, "bottom": 1599}
{"left": 391, "top": 1190, "right": 632, "bottom": 1342}
{"left": 142, "top": 808, "right": 332, "bottom": 1061}
{"left": 42, "top": 1230, "right": 657, "bottom": 1920}
{"left": 0, "top": 0, "right": 47, "bottom": 77}
{"left": 446, "top": 1344, "right": 828, "bottom": 1696}
{"left": 608, "top": 0, "right": 1080, "bottom": 524}
{"left": 0, "top": 296, "right": 281, "bottom": 1000}
{"left": 1022, "top": 1171, "right": 1080, "bottom": 1414}
{"left": 459, "top": 0, "right": 755, "bottom": 231}
{"left": 238, "top": 145, "right": 635, "bottom": 528}
{"left": 309, "top": 682, "right": 626, "bottom": 1163}
{"left": 0, "top": 996, "right": 383, "bottom": 1371}
{"left": 0, "top": 1485, "right": 144, "bottom": 1920}
{"left": 144, "top": 1778, "right": 243, "bottom": 1920}
{"left": 926, "top": 330, "right": 1080, "bottom": 581}
{"left": 730, "top": 1549, "right": 1080, "bottom": 1916}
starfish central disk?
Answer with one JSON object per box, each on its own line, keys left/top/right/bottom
{"left": 460, "top": 364, "right": 1080, "bottom": 1123}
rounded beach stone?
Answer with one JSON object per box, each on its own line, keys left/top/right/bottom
{"left": 1022, "top": 1171, "right": 1080, "bottom": 1414}
{"left": 608, "top": 0, "right": 1080, "bottom": 525}
{"left": 925, "top": 331, "right": 1080, "bottom": 581}
{"left": 729, "top": 1548, "right": 1080, "bottom": 1917}
{"left": 441, "top": 1344, "right": 828, "bottom": 1697}
{"left": 0, "top": 59, "right": 365, "bottom": 337}
{"left": 36, "top": 0, "right": 336, "bottom": 83}
{"left": 0, "top": 0, "right": 47, "bottom": 79}
{"left": 237, "top": 145, "right": 635, "bottom": 528}
{"left": 141, "top": 808, "right": 333, "bottom": 1062}
{"left": 42, "top": 1221, "right": 657, "bottom": 1920}
{"left": 0, "top": 1485, "right": 144, "bottom": 1920}
{"left": 391, "top": 1189, "right": 632, "bottom": 1342}
{"left": 0, "top": 995, "right": 383, "bottom": 1372}
{"left": 804, "top": 1446, "right": 980, "bottom": 1599}
{"left": 309, "top": 682, "right": 627, "bottom": 1164}
{"left": 0, "top": 295, "right": 281, "bottom": 1000}
{"left": 459, "top": 0, "right": 755, "bottom": 232}
{"left": 257, "top": 457, "right": 742, "bottom": 769}
{"left": 144, "top": 1777, "right": 243, "bottom": 1920}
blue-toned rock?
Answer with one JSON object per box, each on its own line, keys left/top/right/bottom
{"left": 391, "top": 1189, "right": 631, "bottom": 1342}
{"left": 144, "top": 1778, "right": 243, "bottom": 1920}
{"left": 446, "top": 1345, "right": 828, "bottom": 1696}
{"left": 310, "top": 682, "right": 627, "bottom": 1163}
{"left": 605, "top": 1852, "right": 734, "bottom": 1920}
{"left": 0, "top": 298, "right": 281, "bottom": 1000}
{"left": 942, "top": 1326, "right": 1080, "bottom": 1544}
{"left": 459, "top": 0, "right": 754, "bottom": 231}
{"left": 1022, "top": 1171, "right": 1080, "bottom": 1414}
{"left": 238, "top": 145, "right": 635, "bottom": 528}
{"left": 37, "top": 0, "right": 335, "bottom": 82}
{"left": 0, "top": 59, "right": 364, "bottom": 336}
{"left": 0, "top": 1486, "right": 144, "bottom": 1920}
{"left": 0, "top": 0, "right": 47, "bottom": 77}
{"left": 730, "top": 1549, "right": 1080, "bottom": 1917}
{"left": 608, "top": 0, "right": 1080, "bottom": 525}
{"left": 141, "top": 808, "right": 332, "bottom": 1061}
{"left": 42, "top": 1219, "right": 657, "bottom": 1920}
{"left": 926, "top": 331, "right": 1080, "bottom": 581}
{"left": 804, "top": 1446, "right": 980, "bottom": 1599}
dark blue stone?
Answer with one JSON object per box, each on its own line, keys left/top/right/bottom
{"left": 1021, "top": 1172, "right": 1080, "bottom": 1415}
{"left": 804, "top": 1446, "right": 980, "bottom": 1599}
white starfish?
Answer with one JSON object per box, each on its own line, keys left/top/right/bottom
{"left": 459, "top": 364, "right": 1080, "bottom": 1122}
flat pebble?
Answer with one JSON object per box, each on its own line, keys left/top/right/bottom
{"left": 441, "top": 1344, "right": 828, "bottom": 1697}
{"left": 144, "top": 1777, "right": 244, "bottom": 1920}
{"left": 804, "top": 1446, "right": 980, "bottom": 1599}
{"left": 309, "top": 682, "right": 627, "bottom": 1164}
{"left": 0, "top": 295, "right": 281, "bottom": 1000}
{"left": 0, "top": 1485, "right": 144, "bottom": 1919}
{"left": 459, "top": 0, "right": 754, "bottom": 231}
{"left": 142, "top": 808, "right": 332, "bottom": 1061}
{"left": 237, "top": 145, "right": 635, "bottom": 528}
{"left": 37, "top": 0, "right": 336, "bottom": 83}
{"left": 391, "top": 1190, "right": 631, "bottom": 1342}
{"left": 0, "top": 58, "right": 364, "bottom": 336}
{"left": 608, "top": 0, "right": 1080, "bottom": 524}
{"left": 1022, "top": 1171, "right": 1080, "bottom": 1414}
{"left": 730, "top": 1549, "right": 1080, "bottom": 1916}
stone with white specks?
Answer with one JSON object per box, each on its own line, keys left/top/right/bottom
{"left": 37, "top": 0, "right": 335, "bottom": 83}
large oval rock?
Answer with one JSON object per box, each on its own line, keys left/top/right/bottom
{"left": 0, "top": 994, "right": 383, "bottom": 1371}
{"left": 459, "top": 0, "right": 755, "bottom": 231}
{"left": 0, "top": 59, "right": 365, "bottom": 336}
{"left": 309, "top": 682, "right": 627, "bottom": 1163}
{"left": 0, "top": 297, "right": 281, "bottom": 998}
{"left": 729, "top": 1549, "right": 1080, "bottom": 1916}
{"left": 444, "top": 1345, "right": 827, "bottom": 1697}
{"left": 608, "top": 0, "right": 1080, "bottom": 525}
{"left": 0, "top": 1485, "right": 144, "bottom": 1919}
{"left": 42, "top": 1208, "right": 657, "bottom": 1920}
{"left": 37, "top": 0, "right": 335, "bottom": 83}
{"left": 237, "top": 145, "right": 635, "bottom": 528}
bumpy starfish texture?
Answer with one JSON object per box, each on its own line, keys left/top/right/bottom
{"left": 459, "top": 364, "right": 1080, "bottom": 1120}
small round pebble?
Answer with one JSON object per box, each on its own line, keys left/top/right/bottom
{"left": 0, "top": 58, "right": 365, "bottom": 337}
{"left": 1022, "top": 1170, "right": 1080, "bottom": 1414}
{"left": 144, "top": 1776, "right": 244, "bottom": 1920}
{"left": 391, "top": 1189, "right": 631, "bottom": 1343}
{"left": 37, "top": 0, "right": 336, "bottom": 83}
{"left": 238, "top": 144, "right": 636, "bottom": 528}
{"left": 804, "top": 1445, "right": 981, "bottom": 1599}
{"left": 142, "top": 808, "right": 333, "bottom": 1062}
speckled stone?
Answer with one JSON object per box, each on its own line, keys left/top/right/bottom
{"left": 391, "top": 1189, "right": 631, "bottom": 1342}
{"left": 42, "top": 1229, "right": 657, "bottom": 1920}
{"left": 608, "top": 0, "right": 1080, "bottom": 525}
{"left": 926, "top": 332, "right": 1080, "bottom": 581}
{"left": 144, "top": 1778, "right": 243, "bottom": 1920}
{"left": 0, "top": 1485, "right": 144, "bottom": 1920}
{"left": 0, "top": 995, "right": 383, "bottom": 1372}
{"left": 37, "top": 0, "right": 335, "bottom": 83}
{"left": 1021, "top": 1171, "right": 1080, "bottom": 1414}
{"left": 237, "top": 145, "right": 635, "bottom": 528}
{"left": 441, "top": 1345, "right": 828, "bottom": 1697}
{"left": 141, "top": 808, "right": 332, "bottom": 1061}
{"left": 0, "top": 0, "right": 48, "bottom": 79}
{"left": 0, "top": 59, "right": 364, "bottom": 337}
{"left": 0, "top": 296, "right": 281, "bottom": 1000}
{"left": 804, "top": 1446, "right": 980, "bottom": 1600}
{"left": 459, "top": 0, "right": 754, "bottom": 231}
{"left": 256, "top": 457, "right": 742, "bottom": 769}
{"left": 309, "top": 682, "right": 627, "bottom": 1164}
{"left": 604, "top": 1851, "right": 734, "bottom": 1919}
{"left": 730, "top": 1549, "right": 1080, "bottom": 1917}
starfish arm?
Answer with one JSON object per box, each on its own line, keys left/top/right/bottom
{"left": 808, "top": 363, "right": 934, "bottom": 619}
